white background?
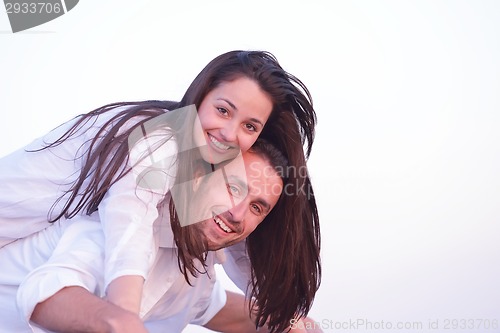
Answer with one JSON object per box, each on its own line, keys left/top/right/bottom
{"left": 1, "top": 1, "right": 499, "bottom": 332}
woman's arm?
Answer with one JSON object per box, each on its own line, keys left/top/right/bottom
{"left": 96, "top": 131, "right": 178, "bottom": 314}
{"left": 97, "top": 128, "right": 177, "bottom": 291}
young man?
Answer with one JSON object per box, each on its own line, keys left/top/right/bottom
{"left": 0, "top": 140, "right": 321, "bottom": 333}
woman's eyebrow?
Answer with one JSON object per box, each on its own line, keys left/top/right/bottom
{"left": 218, "top": 98, "right": 237, "bottom": 110}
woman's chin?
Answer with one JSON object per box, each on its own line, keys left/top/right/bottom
{"left": 199, "top": 146, "right": 239, "bottom": 164}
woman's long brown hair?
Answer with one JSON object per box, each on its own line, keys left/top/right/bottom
{"left": 247, "top": 111, "right": 321, "bottom": 333}
{"left": 37, "top": 50, "right": 320, "bottom": 332}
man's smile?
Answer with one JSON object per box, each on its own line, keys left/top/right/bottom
{"left": 213, "top": 214, "right": 234, "bottom": 233}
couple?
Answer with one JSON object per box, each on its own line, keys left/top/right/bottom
{"left": 0, "top": 50, "right": 322, "bottom": 332}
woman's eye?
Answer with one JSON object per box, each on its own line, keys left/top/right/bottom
{"left": 245, "top": 123, "right": 257, "bottom": 132}
{"left": 217, "top": 107, "right": 229, "bottom": 116}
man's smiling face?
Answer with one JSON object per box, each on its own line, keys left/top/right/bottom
{"left": 189, "top": 150, "right": 283, "bottom": 250}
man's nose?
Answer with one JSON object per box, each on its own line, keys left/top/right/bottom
{"left": 227, "top": 200, "right": 248, "bottom": 224}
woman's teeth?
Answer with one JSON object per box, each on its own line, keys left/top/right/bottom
{"left": 209, "top": 135, "right": 230, "bottom": 150}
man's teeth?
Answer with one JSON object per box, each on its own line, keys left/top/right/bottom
{"left": 209, "top": 135, "right": 230, "bottom": 150}
{"left": 214, "top": 216, "right": 232, "bottom": 233}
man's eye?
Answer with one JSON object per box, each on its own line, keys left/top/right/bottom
{"left": 227, "top": 184, "right": 240, "bottom": 196}
{"left": 251, "top": 204, "right": 262, "bottom": 214}
{"left": 251, "top": 203, "right": 262, "bottom": 214}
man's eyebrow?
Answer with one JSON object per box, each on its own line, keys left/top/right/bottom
{"left": 255, "top": 198, "right": 271, "bottom": 214}
{"left": 226, "top": 174, "right": 248, "bottom": 191}
{"left": 217, "top": 98, "right": 264, "bottom": 127}
{"left": 226, "top": 173, "right": 272, "bottom": 213}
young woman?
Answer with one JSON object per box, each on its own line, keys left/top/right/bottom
{"left": 0, "top": 50, "right": 320, "bottom": 332}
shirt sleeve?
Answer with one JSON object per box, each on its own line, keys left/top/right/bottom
{"left": 16, "top": 217, "right": 106, "bottom": 327}
{"left": 98, "top": 129, "right": 177, "bottom": 289}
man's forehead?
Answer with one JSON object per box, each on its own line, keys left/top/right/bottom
{"left": 220, "top": 151, "right": 267, "bottom": 176}
{"left": 223, "top": 152, "right": 280, "bottom": 201}
{"left": 218, "top": 152, "right": 247, "bottom": 178}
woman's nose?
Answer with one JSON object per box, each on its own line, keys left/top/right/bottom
{"left": 220, "top": 122, "right": 238, "bottom": 142}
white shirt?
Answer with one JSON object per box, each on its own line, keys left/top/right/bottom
{"left": 0, "top": 106, "right": 254, "bottom": 331}
{"left": 0, "top": 107, "right": 178, "bottom": 288}
{"left": 0, "top": 215, "right": 226, "bottom": 333}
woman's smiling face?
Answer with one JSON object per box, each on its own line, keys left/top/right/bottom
{"left": 193, "top": 76, "right": 273, "bottom": 164}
